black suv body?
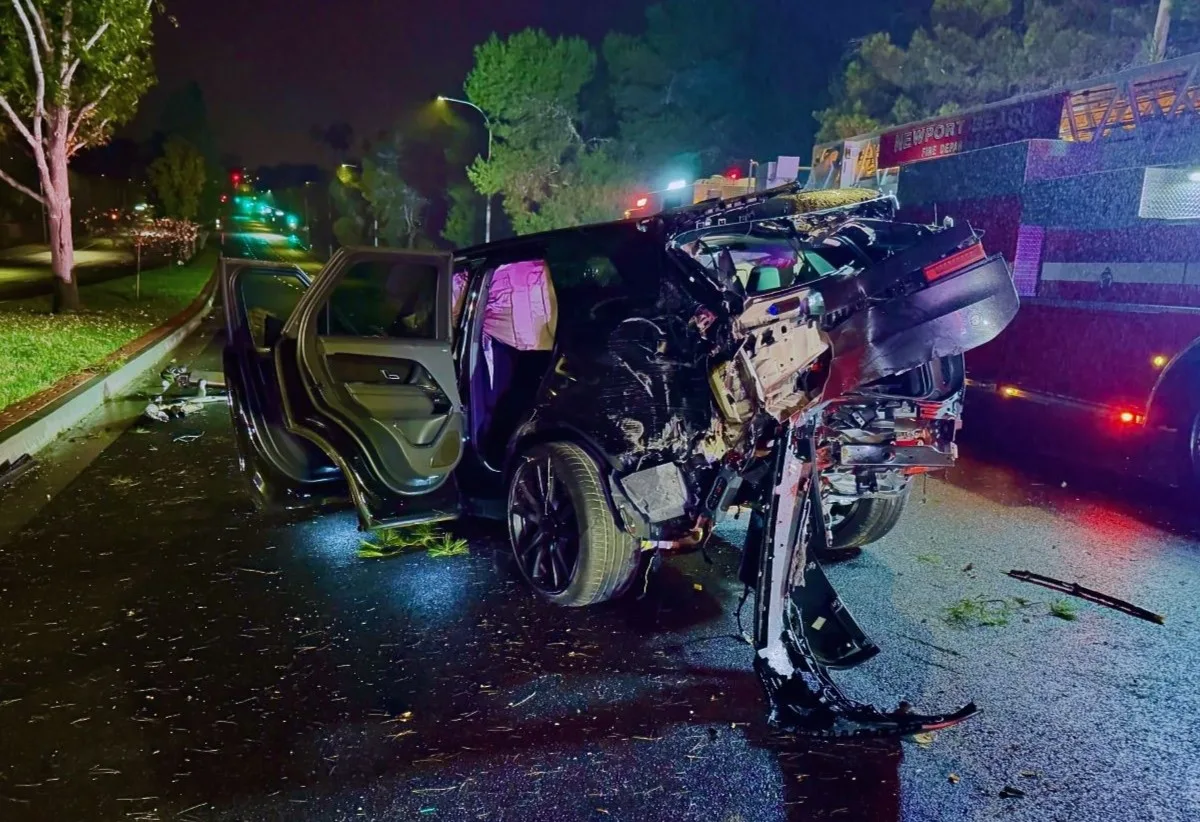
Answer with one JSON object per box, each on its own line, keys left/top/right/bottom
{"left": 222, "top": 184, "right": 1019, "bottom": 735}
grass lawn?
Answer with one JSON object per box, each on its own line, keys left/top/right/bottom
{"left": 0, "top": 248, "right": 218, "bottom": 415}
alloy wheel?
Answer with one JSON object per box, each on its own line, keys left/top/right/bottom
{"left": 509, "top": 453, "right": 580, "bottom": 595}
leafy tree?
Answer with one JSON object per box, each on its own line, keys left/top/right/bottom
{"left": 148, "top": 135, "right": 205, "bottom": 219}
{"left": 506, "top": 144, "right": 635, "bottom": 235}
{"left": 360, "top": 129, "right": 429, "bottom": 248}
{"left": 465, "top": 29, "right": 623, "bottom": 234}
{"left": 156, "top": 81, "right": 221, "bottom": 219}
{"left": 442, "top": 181, "right": 481, "bottom": 248}
{"left": 0, "top": 0, "right": 158, "bottom": 311}
{"left": 603, "top": 0, "right": 756, "bottom": 169}
{"left": 815, "top": 0, "right": 1151, "bottom": 141}
{"left": 329, "top": 169, "right": 367, "bottom": 247}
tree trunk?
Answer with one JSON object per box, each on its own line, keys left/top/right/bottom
{"left": 46, "top": 127, "right": 79, "bottom": 313}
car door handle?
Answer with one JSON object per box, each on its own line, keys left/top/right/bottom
{"left": 381, "top": 369, "right": 404, "bottom": 381}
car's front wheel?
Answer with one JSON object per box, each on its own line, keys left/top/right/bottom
{"left": 827, "top": 485, "right": 912, "bottom": 550}
{"left": 508, "top": 442, "right": 642, "bottom": 606}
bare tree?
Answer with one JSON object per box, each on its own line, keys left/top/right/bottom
{"left": 0, "top": 0, "right": 158, "bottom": 310}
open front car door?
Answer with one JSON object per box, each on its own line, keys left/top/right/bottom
{"left": 275, "top": 248, "right": 466, "bottom": 530}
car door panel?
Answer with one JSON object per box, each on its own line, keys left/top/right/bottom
{"left": 279, "top": 248, "right": 465, "bottom": 528}
{"left": 219, "top": 258, "right": 348, "bottom": 511}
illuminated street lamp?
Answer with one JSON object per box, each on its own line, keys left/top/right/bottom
{"left": 666, "top": 179, "right": 688, "bottom": 191}
{"left": 340, "top": 163, "right": 378, "bottom": 247}
{"left": 437, "top": 95, "right": 493, "bottom": 243}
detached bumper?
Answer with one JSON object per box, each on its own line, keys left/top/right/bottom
{"left": 824, "top": 255, "right": 1019, "bottom": 398}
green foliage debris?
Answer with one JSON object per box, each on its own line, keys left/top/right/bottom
{"left": 1049, "top": 598, "right": 1080, "bottom": 621}
{"left": 943, "top": 596, "right": 1014, "bottom": 627}
{"left": 358, "top": 523, "right": 469, "bottom": 560}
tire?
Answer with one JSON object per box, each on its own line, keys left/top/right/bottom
{"left": 828, "top": 485, "right": 912, "bottom": 550}
{"left": 507, "top": 441, "right": 641, "bottom": 607}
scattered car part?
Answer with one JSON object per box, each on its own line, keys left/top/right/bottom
{"left": 0, "top": 454, "right": 36, "bottom": 489}
{"left": 1006, "top": 569, "right": 1165, "bottom": 625}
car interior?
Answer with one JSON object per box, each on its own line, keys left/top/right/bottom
{"left": 686, "top": 234, "right": 840, "bottom": 294}
{"left": 457, "top": 259, "right": 558, "bottom": 469}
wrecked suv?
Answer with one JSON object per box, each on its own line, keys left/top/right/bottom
{"left": 221, "top": 184, "right": 1018, "bottom": 736}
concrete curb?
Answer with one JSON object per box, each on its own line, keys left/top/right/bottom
{"left": 0, "top": 266, "right": 219, "bottom": 469}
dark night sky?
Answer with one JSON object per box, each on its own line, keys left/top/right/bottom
{"left": 134, "top": 0, "right": 662, "bottom": 166}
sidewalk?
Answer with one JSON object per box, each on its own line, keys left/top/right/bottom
{"left": 0, "top": 239, "right": 156, "bottom": 300}
{"left": 0, "top": 247, "right": 218, "bottom": 417}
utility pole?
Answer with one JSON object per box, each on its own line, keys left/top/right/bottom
{"left": 1152, "top": 0, "right": 1173, "bottom": 62}
{"left": 436, "top": 96, "right": 494, "bottom": 243}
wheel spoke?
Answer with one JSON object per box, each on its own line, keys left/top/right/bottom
{"left": 549, "top": 548, "right": 568, "bottom": 588}
{"left": 548, "top": 547, "right": 563, "bottom": 589}
{"left": 543, "top": 463, "right": 556, "bottom": 517}
{"left": 515, "top": 479, "right": 541, "bottom": 521}
{"left": 520, "top": 529, "right": 546, "bottom": 562}
{"left": 533, "top": 543, "right": 551, "bottom": 582}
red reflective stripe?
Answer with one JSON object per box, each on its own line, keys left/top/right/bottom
{"left": 924, "top": 243, "right": 987, "bottom": 282}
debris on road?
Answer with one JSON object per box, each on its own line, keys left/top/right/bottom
{"left": 0, "top": 454, "right": 36, "bottom": 489}
{"left": 143, "top": 399, "right": 204, "bottom": 423}
{"left": 948, "top": 773, "right": 960, "bottom": 784}
{"left": 944, "top": 596, "right": 1016, "bottom": 627}
{"left": 172, "top": 433, "right": 204, "bottom": 444}
{"left": 160, "top": 364, "right": 224, "bottom": 391}
{"left": 999, "top": 785, "right": 1027, "bottom": 799}
{"left": 1049, "top": 598, "right": 1079, "bottom": 621}
{"left": 358, "top": 523, "right": 469, "bottom": 559}
{"left": 1007, "top": 569, "right": 1165, "bottom": 625}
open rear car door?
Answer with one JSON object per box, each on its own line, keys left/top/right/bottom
{"left": 223, "top": 248, "right": 466, "bottom": 531}
{"left": 278, "top": 248, "right": 465, "bottom": 530}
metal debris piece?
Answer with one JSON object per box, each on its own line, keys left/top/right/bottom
{"left": 0, "top": 454, "right": 36, "bottom": 489}
{"left": 143, "top": 403, "right": 170, "bottom": 423}
{"left": 173, "top": 433, "right": 204, "bottom": 444}
{"left": 143, "top": 399, "right": 205, "bottom": 423}
{"left": 1006, "top": 570, "right": 1165, "bottom": 625}
{"left": 999, "top": 785, "right": 1026, "bottom": 799}
{"left": 619, "top": 461, "right": 688, "bottom": 523}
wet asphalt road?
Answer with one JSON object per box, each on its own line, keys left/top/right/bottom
{"left": 1, "top": 232, "right": 1199, "bottom": 821}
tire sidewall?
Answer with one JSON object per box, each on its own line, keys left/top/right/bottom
{"left": 507, "top": 442, "right": 634, "bottom": 606}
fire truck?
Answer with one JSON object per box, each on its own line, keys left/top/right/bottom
{"left": 808, "top": 53, "right": 1200, "bottom": 485}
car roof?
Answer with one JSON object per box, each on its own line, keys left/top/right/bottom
{"left": 454, "top": 218, "right": 647, "bottom": 259}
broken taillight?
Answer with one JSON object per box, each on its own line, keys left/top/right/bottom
{"left": 923, "top": 243, "right": 987, "bottom": 282}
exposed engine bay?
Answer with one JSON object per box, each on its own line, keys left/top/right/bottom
{"left": 598, "top": 186, "right": 1020, "bottom": 735}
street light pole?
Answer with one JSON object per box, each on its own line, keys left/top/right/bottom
{"left": 1151, "top": 0, "right": 1173, "bottom": 62}
{"left": 437, "top": 95, "right": 493, "bottom": 244}
{"left": 339, "top": 162, "right": 376, "bottom": 246}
